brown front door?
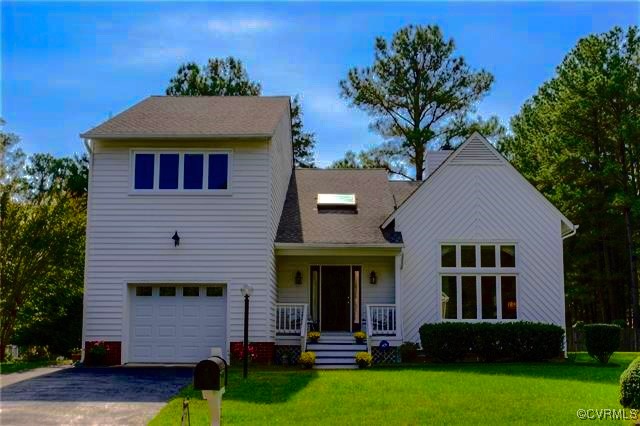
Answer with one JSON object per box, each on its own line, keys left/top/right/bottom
{"left": 321, "top": 266, "right": 351, "bottom": 331}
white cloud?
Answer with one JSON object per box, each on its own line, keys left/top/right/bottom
{"left": 206, "top": 18, "right": 274, "bottom": 35}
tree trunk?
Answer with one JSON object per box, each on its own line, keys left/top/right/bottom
{"left": 623, "top": 207, "right": 640, "bottom": 328}
{"left": 414, "top": 145, "right": 425, "bottom": 181}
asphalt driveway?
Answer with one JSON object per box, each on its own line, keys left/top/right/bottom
{"left": 0, "top": 366, "right": 193, "bottom": 425}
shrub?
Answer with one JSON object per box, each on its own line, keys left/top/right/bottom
{"left": 584, "top": 324, "right": 621, "bottom": 364}
{"left": 504, "top": 322, "right": 565, "bottom": 361}
{"left": 399, "top": 342, "right": 420, "bottom": 362}
{"left": 419, "top": 322, "right": 564, "bottom": 363}
{"left": 419, "top": 323, "right": 471, "bottom": 362}
{"left": 620, "top": 356, "right": 640, "bottom": 409}
{"left": 472, "top": 323, "right": 507, "bottom": 362}
{"left": 298, "top": 351, "right": 316, "bottom": 369}
{"left": 355, "top": 351, "right": 372, "bottom": 368}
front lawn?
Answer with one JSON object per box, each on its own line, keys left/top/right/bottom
{"left": 0, "top": 359, "right": 71, "bottom": 374}
{"left": 150, "top": 352, "right": 639, "bottom": 425}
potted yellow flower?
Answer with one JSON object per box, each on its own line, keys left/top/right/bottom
{"left": 299, "top": 351, "right": 316, "bottom": 369}
{"left": 307, "top": 331, "right": 321, "bottom": 343}
{"left": 353, "top": 331, "right": 367, "bottom": 344}
{"left": 355, "top": 351, "right": 373, "bottom": 368}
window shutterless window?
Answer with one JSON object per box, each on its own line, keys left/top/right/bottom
{"left": 136, "top": 286, "right": 152, "bottom": 296}
{"left": 206, "top": 287, "right": 223, "bottom": 297}
{"left": 134, "top": 154, "right": 154, "bottom": 189}
{"left": 132, "top": 151, "right": 230, "bottom": 192}
{"left": 183, "top": 287, "right": 200, "bottom": 297}
{"left": 439, "top": 243, "right": 518, "bottom": 321}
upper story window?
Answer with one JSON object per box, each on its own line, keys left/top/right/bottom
{"left": 440, "top": 243, "right": 518, "bottom": 321}
{"left": 132, "top": 150, "right": 231, "bottom": 193}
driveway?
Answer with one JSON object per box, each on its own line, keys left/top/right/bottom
{"left": 0, "top": 366, "right": 193, "bottom": 425}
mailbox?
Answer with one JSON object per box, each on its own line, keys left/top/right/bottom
{"left": 194, "top": 356, "right": 228, "bottom": 426}
{"left": 194, "top": 356, "right": 227, "bottom": 391}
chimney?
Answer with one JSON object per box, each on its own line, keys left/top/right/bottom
{"left": 425, "top": 150, "right": 453, "bottom": 177}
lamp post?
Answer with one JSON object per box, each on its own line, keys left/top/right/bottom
{"left": 240, "top": 284, "right": 253, "bottom": 379}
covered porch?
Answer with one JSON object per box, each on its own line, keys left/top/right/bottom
{"left": 273, "top": 244, "right": 403, "bottom": 350}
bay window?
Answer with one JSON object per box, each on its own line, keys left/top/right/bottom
{"left": 132, "top": 150, "right": 231, "bottom": 192}
{"left": 440, "top": 243, "right": 518, "bottom": 321}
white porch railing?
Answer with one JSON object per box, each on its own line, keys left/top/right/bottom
{"left": 366, "top": 304, "right": 397, "bottom": 337}
{"left": 276, "top": 303, "right": 308, "bottom": 350}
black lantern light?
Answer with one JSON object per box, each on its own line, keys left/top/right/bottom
{"left": 369, "top": 271, "right": 377, "bottom": 284}
{"left": 295, "top": 271, "right": 303, "bottom": 285}
{"left": 172, "top": 231, "right": 180, "bottom": 247}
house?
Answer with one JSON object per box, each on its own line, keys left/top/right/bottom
{"left": 80, "top": 96, "right": 576, "bottom": 367}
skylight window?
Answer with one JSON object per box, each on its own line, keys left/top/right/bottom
{"left": 317, "top": 194, "right": 356, "bottom": 206}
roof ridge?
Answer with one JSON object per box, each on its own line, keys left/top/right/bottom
{"left": 151, "top": 95, "right": 291, "bottom": 99}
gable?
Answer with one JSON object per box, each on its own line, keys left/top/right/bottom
{"left": 448, "top": 134, "right": 502, "bottom": 165}
{"left": 382, "top": 132, "right": 575, "bottom": 235}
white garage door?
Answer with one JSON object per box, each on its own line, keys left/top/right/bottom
{"left": 129, "top": 285, "right": 226, "bottom": 363}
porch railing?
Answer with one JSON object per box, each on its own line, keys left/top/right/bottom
{"left": 366, "top": 304, "right": 397, "bottom": 338}
{"left": 276, "top": 303, "right": 308, "bottom": 352}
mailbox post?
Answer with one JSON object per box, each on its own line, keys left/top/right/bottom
{"left": 194, "top": 356, "right": 228, "bottom": 426}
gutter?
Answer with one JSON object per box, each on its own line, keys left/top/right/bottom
{"left": 562, "top": 224, "right": 579, "bottom": 240}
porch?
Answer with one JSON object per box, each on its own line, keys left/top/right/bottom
{"left": 273, "top": 248, "right": 403, "bottom": 351}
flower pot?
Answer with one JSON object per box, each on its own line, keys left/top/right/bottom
{"left": 71, "top": 353, "right": 81, "bottom": 362}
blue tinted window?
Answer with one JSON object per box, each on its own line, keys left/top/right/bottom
{"left": 208, "top": 154, "right": 228, "bottom": 190}
{"left": 134, "top": 154, "right": 154, "bottom": 189}
{"left": 184, "top": 154, "right": 203, "bottom": 189}
{"left": 159, "top": 154, "right": 179, "bottom": 189}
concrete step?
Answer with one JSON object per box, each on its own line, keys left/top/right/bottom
{"left": 314, "top": 364, "right": 358, "bottom": 370}
{"left": 307, "top": 344, "right": 367, "bottom": 351}
{"left": 313, "top": 350, "right": 363, "bottom": 358}
{"left": 315, "top": 357, "right": 358, "bottom": 365}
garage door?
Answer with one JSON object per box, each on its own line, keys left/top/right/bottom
{"left": 129, "top": 285, "right": 226, "bottom": 363}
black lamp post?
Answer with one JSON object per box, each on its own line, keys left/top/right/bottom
{"left": 240, "top": 284, "right": 253, "bottom": 379}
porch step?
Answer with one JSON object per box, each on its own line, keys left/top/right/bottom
{"left": 306, "top": 338, "right": 367, "bottom": 369}
{"left": 314, "top": 364, "right": 358, "bottom": 370}
{"left": 307, "top": 343, "right": 367, "bottom": 351}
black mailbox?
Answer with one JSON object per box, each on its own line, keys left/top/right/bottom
{"left": 193, "top": 356, "right": 228, "bottom": 391}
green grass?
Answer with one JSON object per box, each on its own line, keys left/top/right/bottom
{"left": 0, "top": 359, "right": 70, "bottom": 374}
{"left": 150, "top": 352, "right": 639, "bottom": 425}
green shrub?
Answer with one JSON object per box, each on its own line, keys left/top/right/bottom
{"left": 506, "top": 322, "right": 565, "bottom": 361}
{"left": 473, "top": 323, "right": 506, "bottom": 362}
{"left": 419, "top": 322, "right": 564, "bottom": 363}
{"left": 399, "top": 342, "right": 420, "bottom": 362}
{"left": 620, "top": 356, "right": 640, "bottom": 409}
{"left": 419, "top": 323, "right": 471, "bottom": 362}
{"left": 584, "top": 324, "right": 621, "bottom": 364}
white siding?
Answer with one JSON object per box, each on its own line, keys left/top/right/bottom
{"left": 396, "top": 139, "right": 567, "bottom": 343}
{"left": 276, "top": 256, "right": 395, "bottom": 321}
{"left": 267, "top": 111, "right": 293, "bottom": 339}
{"left": 84, "top": 139, "right": 275, "bottom": 362}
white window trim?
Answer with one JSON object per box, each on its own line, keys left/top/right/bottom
{"left": 129, "top": 148, "right": 233, "bottom": 195}
{"left": 438, "top": 242, "right": 519, "bottom": 322}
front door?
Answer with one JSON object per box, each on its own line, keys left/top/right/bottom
{"left": 321, "top": 266, "right": 351, "bottom": 331}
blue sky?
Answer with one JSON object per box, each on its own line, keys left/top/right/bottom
{"left": 3, "top": 2, "right": 638, "bottom": 166}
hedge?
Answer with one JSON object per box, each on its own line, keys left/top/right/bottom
{"left": 583, "top": 324, "right": 621, "bottom": 364}
{"left": 620, "top": 356, "right": 640, "bottom": 409}
{"left": 419, "top": 322, "right": 565, "bottom": 362}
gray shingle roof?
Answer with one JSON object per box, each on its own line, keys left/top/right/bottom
{"left": 389, "top": 181, "right": 421, "bottom": 206}
{"left": 276, "top": 169, "right": 403, "bottom": 245}
{"left": 81, "top": 96, "right": 290, "bottom": 139}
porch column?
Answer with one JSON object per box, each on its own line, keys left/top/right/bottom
{"left": 395, "top": 252, "right": 403, "bottom": 340}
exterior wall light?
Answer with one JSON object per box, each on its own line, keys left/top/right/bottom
{"left": 295, "top": 271, "right": 303, "bottom": 285}
{"left": 369, "top": 271, "right": 377, "bottom": 284}
{"left": 172, "top": 231, "right": 180, "bottom": 247}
